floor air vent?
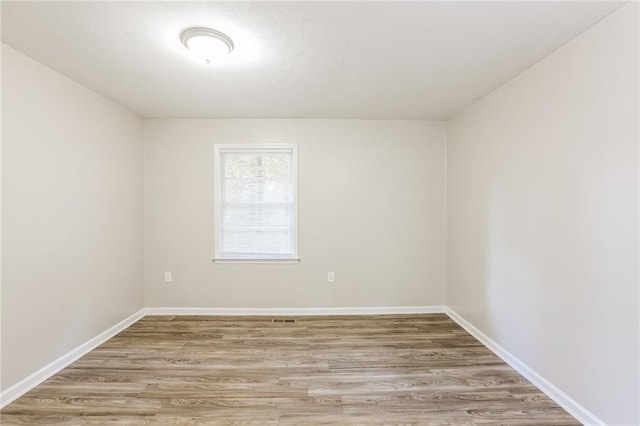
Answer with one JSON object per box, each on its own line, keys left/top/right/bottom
{"left": 272, "top": 319, "right": 296, "bottom": 323}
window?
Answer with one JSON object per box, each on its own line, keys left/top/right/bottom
{"left": 214, "top": 144, "right": 298, "bottom": 262}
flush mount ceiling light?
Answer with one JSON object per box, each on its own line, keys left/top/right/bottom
{"left": 180, "top": 27, "right": 234, "bottom": 64}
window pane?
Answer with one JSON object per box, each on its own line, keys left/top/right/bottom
{"left": 224, "top": 178, "right": 292, "bottom": 203}
{"left": 224, "top": 153, "right": 291, "bottom": 179}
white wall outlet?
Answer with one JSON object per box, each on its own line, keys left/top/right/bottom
{"left": 327, "top": 272, "right": 335, "bottom": 283}
{"left": 164, "top": 272, "right": 173, "bottom": 283}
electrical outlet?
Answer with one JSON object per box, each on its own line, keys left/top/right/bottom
{"left": 327, "top": 272, "right": 335, "bottom": 283}
{"left": 164, "top": 272, "right": 173, "bottom": 283}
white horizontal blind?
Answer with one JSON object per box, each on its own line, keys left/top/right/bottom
{"left": 215, "top": 145, "right": 298, "bottom": 260}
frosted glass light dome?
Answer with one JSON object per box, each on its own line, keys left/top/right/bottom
{"left": 181, "top": 27, "right": 234, "bottom": 64}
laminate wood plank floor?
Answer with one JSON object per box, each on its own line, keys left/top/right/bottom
{"left": 1, "top": 314, "right": 579, "bottom": 425}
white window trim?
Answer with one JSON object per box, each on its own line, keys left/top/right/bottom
{"left": 213, "top": 143, "right": 299, "bottom": 263}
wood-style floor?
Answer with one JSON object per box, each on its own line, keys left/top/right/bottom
{"left": 1, "top": 314, "right": 579, "bottom": 425}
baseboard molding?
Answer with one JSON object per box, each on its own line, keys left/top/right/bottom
{"left": 0, "top": 308, "right": 146, "bottom": 409}
{"left": 145, "top": 305, "right": 447, "bottom": 316}
{"left": 0, "top": 305, "right": 442, "bottom": 408}
{"left": 444, "top": 307, "right": 604, "bottom": 426}
{"left": 2, "top": 304, "right": 603, "bottom": 426}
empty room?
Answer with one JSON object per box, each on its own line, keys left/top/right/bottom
{"left": 1, "top": 1, "right": 638, "bottom": 425}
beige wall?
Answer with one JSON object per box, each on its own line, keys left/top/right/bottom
{"left": 144, "top": 119, "right": 447, "bottom": 308}
{"left": 1, "top": 45, "right": 144, "bottom": 391}
{"left": 447, "top": 4, "right": 639, "bottom": 425}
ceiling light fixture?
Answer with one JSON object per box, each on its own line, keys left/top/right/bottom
{"left": 180, "top": 27, "right": 234, "bottom": 64}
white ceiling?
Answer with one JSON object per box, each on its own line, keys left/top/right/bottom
{"left": 1, "top": 1, "right": 624, "bottom": 119}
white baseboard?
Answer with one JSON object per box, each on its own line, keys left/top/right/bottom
{"left": 0, "top": 305, "right": 443, "bottom": 408}
{"left": 0, "top": 308, "right": 146, "bottom": 409}
{"left": 1, "top": 304, "right": 603, "bottom": 426}
{"left": 444, "top": 307, "right": 604, "bottom": 426}
{"left": 144, "top": 305, "right": 447, "bottom": 316}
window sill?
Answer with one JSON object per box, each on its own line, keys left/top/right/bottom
{"left": 212, "top": 258, "right": 300, "bottom": 264}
